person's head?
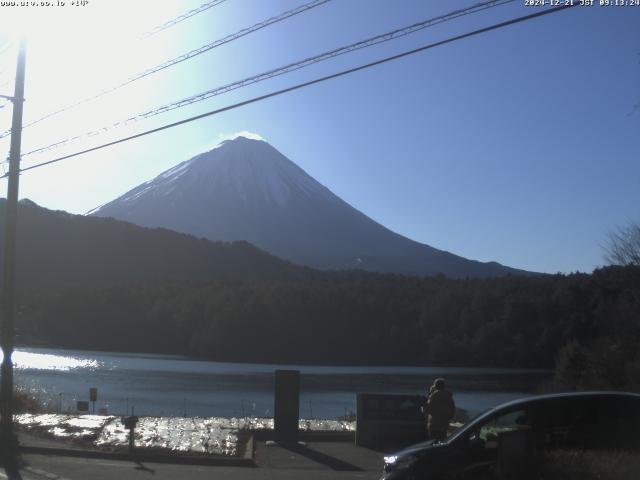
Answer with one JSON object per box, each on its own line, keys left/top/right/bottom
{"left": 433, "top": 378, "right": 446, "bottom": 390}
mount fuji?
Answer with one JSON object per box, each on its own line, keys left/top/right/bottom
{"left": 90, "top": 136, "right": 528, "bottom": 278}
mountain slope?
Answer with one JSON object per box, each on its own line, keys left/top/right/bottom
{"left": 91, "top": 136, "right": 530, "bottom": 278}
{"left": 0, "top": 199, "right": 307, "bottom": 290}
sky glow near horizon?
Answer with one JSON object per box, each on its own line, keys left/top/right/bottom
{"left": 0, "top": 0, "right": 638, "bottom": 274}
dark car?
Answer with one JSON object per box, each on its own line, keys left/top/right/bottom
{"left": 381, "top": 391, "right": 640, "bottom": 480}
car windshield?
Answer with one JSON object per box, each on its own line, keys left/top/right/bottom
{"left": 444, "top": 406, "right": 497, "bottom": 443}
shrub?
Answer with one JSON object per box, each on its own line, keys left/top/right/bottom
{"left": 13, "top": 387, "right": 42, "bottom": 413}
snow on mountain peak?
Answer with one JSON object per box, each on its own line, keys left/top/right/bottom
{"left": 214, "top": 131, "right": 265, "bottom": 146}
{"left": 198, "top": 135, "right": 324, "bottom": 207}
{"left": 103, "top": 135, "right": 329, "bottom": 209}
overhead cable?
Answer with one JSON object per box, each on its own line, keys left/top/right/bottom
{"left": 141, "top": 0, "right": 228, "bottom": 39}
{"left": 20, "top": 0, "right": 514, "bottom": 157}
{"left": 0, "top": 0, "right": 332, "bottom": 140}
{"left": 7, "top": 3, "right": 578, "bottom": 178}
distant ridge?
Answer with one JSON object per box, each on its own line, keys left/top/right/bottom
{"left": 91, "top": 136, "right": 532, "bottom": 278}
{"left": 0, "top": 199, "right": 307, "bottom": 290}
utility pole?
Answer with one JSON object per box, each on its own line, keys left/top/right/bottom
{"left": 0, "top": 39, "right": 26, "bottom": 453}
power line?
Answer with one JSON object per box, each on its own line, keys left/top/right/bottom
{"left": 5, "top": 3, "right": 577, "bottom": 179}
{"left": 19, "top": 0, "right": 514, "bottom": 158}
{"left": 0, "top": 0, "right": 332, "bottom": 140}
{"left": 141, "top": 0, "right": 228, "bottom": 39}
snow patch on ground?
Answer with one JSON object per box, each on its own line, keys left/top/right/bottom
{"left": 15, "top": 414, "right": 355, "bottom": 456}
{"left": 17, "top": 414, "right": 111, "bottom": 440}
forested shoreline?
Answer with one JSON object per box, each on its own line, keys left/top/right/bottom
{"left": 14, "top": 265, "right": 640, "bottom": 391}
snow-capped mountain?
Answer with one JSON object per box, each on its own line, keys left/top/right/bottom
{"left": 90, "top": 136, "right": 528, "bottom": 277}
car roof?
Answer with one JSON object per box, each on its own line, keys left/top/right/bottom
{"left": 484, "top": 390, "right": 640, "bottom": 411}
{"left": 393, "top": 391, "right": 640, "bottom": 457}
{"left": 447, "top": 391, "right": 640, "bottom": 442}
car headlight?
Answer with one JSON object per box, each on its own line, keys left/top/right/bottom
{"left": 383, "top": 453, "right": 419, "bottom": 473}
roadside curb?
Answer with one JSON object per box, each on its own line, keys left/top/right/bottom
{"left": 253, "top": 430, "right": 355, "bottom": 442}
{"left": 17, "top": 440, "right": 257, "bottom": 467}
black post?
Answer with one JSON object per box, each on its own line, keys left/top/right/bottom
{"left": 0, "top": 39, "right": 26, "bottom": 453}
{"left": 274, "top": 370, "right": 300, "bottom": 441}
{"left": 129, "top": 427, "right": 135, "bottom": 455}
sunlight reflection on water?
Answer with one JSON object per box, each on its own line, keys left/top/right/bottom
{"left": 1, "top": 350, "right": 99, "bottom": 371}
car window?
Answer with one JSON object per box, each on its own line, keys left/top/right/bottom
{"left": 591, "top": 397, "right": 640, "bottom": 448}
{"left": 533, "top": 399, "right": 593, "bottom": 448}
{"left": 531, "top": 397, "right": 638, "bottom": 450}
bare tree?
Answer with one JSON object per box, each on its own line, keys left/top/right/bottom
{"left": 604, "top": 223, "right": 640, "bottom": 266}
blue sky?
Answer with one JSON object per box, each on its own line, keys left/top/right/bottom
{"left": 0, "top": 0, "right": 638, "bottom": 274}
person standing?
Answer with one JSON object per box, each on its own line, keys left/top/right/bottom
{"left": 424, "top": 378, "right": 455, "bottom": 442}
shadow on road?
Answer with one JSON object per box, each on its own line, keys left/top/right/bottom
{"left": 134, "top": 460, "right": 156, "bottom": 474}
{"left": 278, "top": 442, "right": 363, "bottom": 471}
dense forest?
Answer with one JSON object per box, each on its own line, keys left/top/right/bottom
{"left": 15, "top": 266, "right": 640, "bottom": 390}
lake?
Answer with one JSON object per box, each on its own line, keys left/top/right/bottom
{"left": 9, "top": 347, "right": 550, "bottom": 419}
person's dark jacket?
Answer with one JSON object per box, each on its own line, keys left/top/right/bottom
{"left": 426, "top": 389, "right": 455, "bottom": 432}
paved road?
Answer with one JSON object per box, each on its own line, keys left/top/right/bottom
{"left": 2, "top": 441, "right": 383, "bottom": 480}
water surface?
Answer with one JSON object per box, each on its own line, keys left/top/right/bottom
{"left": 11, "top": 347, "right": 550, "bottom": 418}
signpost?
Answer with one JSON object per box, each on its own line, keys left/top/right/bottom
{"left": 89, "top": 388, "right": 97, "bottom": 414}
{"left": 122, "top": 409, "right": 139, "bottom": 455}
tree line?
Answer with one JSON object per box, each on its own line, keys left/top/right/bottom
{"left": 14, "top": 265, "right": 640, "bottom": 391}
